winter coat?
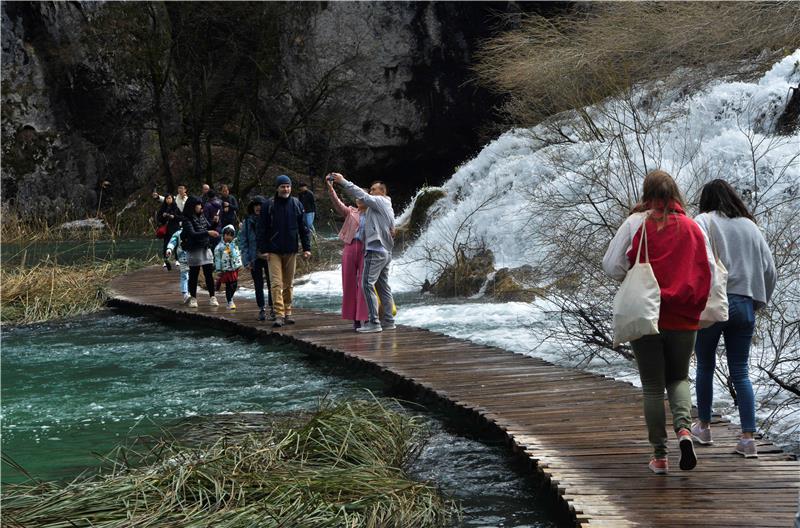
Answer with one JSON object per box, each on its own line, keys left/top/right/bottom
{"left": 214, "top": 230, "right": 243, "bottom": 272}
{"left": 299, "top": 189, "right": 316, "bottom": 213}
{"left": 219, "top": 193, "right": 239, "bottom": 227}
{"left": 156, "top": 201, "right": 182, "bottom": 235}
{"left": 166, "top": 229, "right": 188, "bottom": 264}
{"left": 203, "top": 198, "right": 223, "bottom": 230}
{"left": 238, "top": 210, "right": 263, "bottom": 266}
{"left": 603, "top": 202, "right": 713, "bottom": 330}
{"left": 256, "top": 195, "right": 311, "bottom": 254}
{"left": 182, "top": 213, "right": 212, "bottom": 251}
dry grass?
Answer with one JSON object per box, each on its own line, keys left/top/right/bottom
{"left": 1, "top": 398, "right": 460, "bottom": 528}
{"left": 0, "top": 258, "right": 154, "bottom": 325}
{"left": 475, "top": 2, "right": 800, "bottom": 125}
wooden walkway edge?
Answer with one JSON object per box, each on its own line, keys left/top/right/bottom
{"left": 108, "top": 267, "right": 800, "bottom": 527}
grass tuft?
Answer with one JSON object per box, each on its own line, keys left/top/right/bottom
{"left": 1, "top": 398, "right": 460, "bottom": 528}
{"left": 0, "top": 258, "right": 156, "bottom": 325}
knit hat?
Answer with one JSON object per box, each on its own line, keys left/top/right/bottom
{"left": 276, "top": 174, "right": 291, "bottom": 186}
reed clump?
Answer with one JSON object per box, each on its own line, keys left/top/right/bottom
{"left": 0, "top": 258, "right": 152, "bottom": 325}
{"left": 1, "top": 399, "right": 460, "bottom": 528}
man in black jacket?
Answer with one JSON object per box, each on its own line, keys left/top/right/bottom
{"left": 257, "top": 175, "right": 311, "bottom": 327}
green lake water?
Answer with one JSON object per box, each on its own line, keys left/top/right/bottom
{"left": 1, "top": 312, "right": 560, "bottom": 527}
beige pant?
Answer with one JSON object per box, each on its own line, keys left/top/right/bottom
{"left": 268, "top": 253, "right": 297, "bottom": 317}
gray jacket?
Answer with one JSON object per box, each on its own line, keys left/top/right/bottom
{"left": 341, "top": 179, "right": 394, "bottom": 251}
{"left": 694, "top": 212, "right": 776, "bottom": 309}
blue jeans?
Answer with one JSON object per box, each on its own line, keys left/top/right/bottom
{"left": 179, "top": 268, "right": 189, "bottom": 295}
{"left": 304, "top": 212, "right": 315, "bottom": 232}
{"left": 694, "top": 294, "right": 756, "bottom": 432}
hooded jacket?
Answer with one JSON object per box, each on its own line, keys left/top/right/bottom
{"left": 256, "top": 195, "right": 311, "bottom": 254}
{"left": 182, "top": 196, "right": 212, "bottom": 251}
{"left": 340, "top": 178, "right": 394, "bottom": 251}
{"left": 214, "top": 225, "right": 243, "bottom": 272}
{"left": 238, "top": 196, "right": 267, "bottom": 266}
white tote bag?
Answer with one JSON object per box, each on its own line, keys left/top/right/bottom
{"left": 699, "top": 224, "right": 729, "bottom": 328}
{"left": 612, "top": 218, "right": 661, "bottom": 347}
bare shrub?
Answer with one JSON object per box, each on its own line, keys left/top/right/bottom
{"left": 475, "top": 2, "right": 800, "bottom": 126}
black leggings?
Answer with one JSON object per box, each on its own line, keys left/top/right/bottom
{"left": 225, "top": 281, "right": 238, "bottom": 303}
{"left": 251, "top": 259, "right": 273, "bottom": 309}
{"left": 189, "top": 264, "right": 215, "bottom": 297}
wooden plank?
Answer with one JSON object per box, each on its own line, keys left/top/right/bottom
{"left": 107, "top": 266, "right": 800, "bottom": 528}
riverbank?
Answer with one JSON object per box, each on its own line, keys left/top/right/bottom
{"left": 0, "top": 258, "right": 154, "bottom": 325}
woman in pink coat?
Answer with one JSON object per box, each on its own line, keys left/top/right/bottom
{"left": 327, "top": 178, "right": 369, "bottom": 329}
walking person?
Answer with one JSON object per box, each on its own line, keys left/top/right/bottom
{"left": 182, "top": 196, "right": 219, "bottom": 308}
{"left": 602, "top": 169, "right": 713, "bottom": 474}
{"left": 219, "top": 184, "right": 239, "bottom": 228}
{"left": 256, "top": 175, "right": 312, "bottom": 327}
{"left": 691, "top": 179, "right": 776, "bottom": 458}
{"left": 298, "top": 182, "right": 316, "bottom": 233}
{"left": 239, "top": 197, "right": 274, "bottom": 321}
{"left": 329, "top": 173, "right": 395, "bottom": 333}
{"left": 156, "top": 194, "right": 181, "bottom": 271}
{"left": 326, "top": 177, "right": 369, "bottom": 330}
{"left": 214, "top": 224, "right": 243, "bottom": 310}
{"left": 165, "top": 226, "right": 190, "bottom": 304}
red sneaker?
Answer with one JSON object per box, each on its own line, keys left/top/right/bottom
{"left": 678, "top": 428, "right": 697, "bottom": 470}
{"left": 648, "top": 457, "right": 668, "bottom": 474}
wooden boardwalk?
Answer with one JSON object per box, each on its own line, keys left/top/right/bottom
{"left": 108, "top": 267, "right": 799, "bottom": 527}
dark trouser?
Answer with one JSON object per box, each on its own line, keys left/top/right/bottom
{"left": 225, "top": 281, "right": 238, "bottom": 303}
{"left": 251, "top": 259, "right": 273, "bottom": 309}
{"left": 631, "top": 329, "right": 695, "bottom": 458}
{"left": 188, "top": 264, "right": 215, "bottom": 297}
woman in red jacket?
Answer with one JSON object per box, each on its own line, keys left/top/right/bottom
{"left": 603, "top": 170, "right": 713, "bottom": 475}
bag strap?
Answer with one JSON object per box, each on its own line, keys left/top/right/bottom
{"left": 634, "top": 214, "right": 650, "bottom": 264}
{"left": 707, "top": 219, "right": 720, "bottom": 261}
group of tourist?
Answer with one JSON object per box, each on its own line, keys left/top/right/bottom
{"left": 603, "top": 170, "right": 775, "bottom": 473}
{"left": 154, "top": 173, "right": 395, "bottom": 332}
{"left": 155, "top": 168, "right": 775, "bottom": 475}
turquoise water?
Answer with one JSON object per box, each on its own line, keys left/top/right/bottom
{"left": 1, "top": 312, "right": 559, "bottom": 527}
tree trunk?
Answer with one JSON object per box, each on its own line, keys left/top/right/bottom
{"left": 205, "top": 133, "right": 213, "bottom": 183}
{"left": 191, "top": 124, "right": 204, "bottom": 185}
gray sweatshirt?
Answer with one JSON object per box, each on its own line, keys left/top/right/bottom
{"left": 341, "top": 178, "right": 394, "bottom": 252}
{"left": 694, "top": 212, "right": 776, "bottom": 309}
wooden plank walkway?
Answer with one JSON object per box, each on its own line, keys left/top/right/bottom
{"left": 108, "top": 266, "right": 799, "bottom": 527}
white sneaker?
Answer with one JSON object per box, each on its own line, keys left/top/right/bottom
{"left": 356, "top": 322, "right": 382, "bottom": 333}
{"left": 188, "top": 297, "right": 198, "bottom": 308}
{"left": 182, "top": 293, "right": 191, "bottom": 304}
{"left": 209, "top": 296, "right": 219, "bottom": 307}
{"left": 175, "top": 261, "right": 181, "bottom": 269}
{"left": 227, "top": 301, "right": 236, "bottom": 310}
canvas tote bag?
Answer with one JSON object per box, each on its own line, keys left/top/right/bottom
{"left": 698, "top": 222, "right": 729, "bottom": 328}
{"left": 612, "top": 217, "right": 661, "bottom": 347}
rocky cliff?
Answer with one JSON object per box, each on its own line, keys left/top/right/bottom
{"left": 2, "top": 1, "right": 554, "bottom": 220}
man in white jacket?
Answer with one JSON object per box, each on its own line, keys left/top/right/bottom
{"left": 330, "top": 172, "right": 395, "bottom": 333}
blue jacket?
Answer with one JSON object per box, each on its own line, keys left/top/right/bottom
{"left": 239, "top": 215, "right": 259, "bottom": 266}
{"left": 214, "top": 236, "right": 243, "bottom": 272}
{"left": 166, "top": 229, "right": 188, "bottom": 264}
{"left": 257, "top": 196, "right": 311, "bottom": 254}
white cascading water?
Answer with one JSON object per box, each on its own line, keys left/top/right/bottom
{"left": 295, "top": 50, "right": 800, "bottom": 448}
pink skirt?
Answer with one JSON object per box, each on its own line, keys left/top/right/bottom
{"left": 341, "top": 240, "right": 369, "bottom": 322}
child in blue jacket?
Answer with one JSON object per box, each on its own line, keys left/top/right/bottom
{"left": 214, "top": 224, "right": 243, "bottom": 309}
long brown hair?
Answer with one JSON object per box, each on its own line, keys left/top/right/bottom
{"left": 630, "top": 170, "right": 686, "bottom": 219}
